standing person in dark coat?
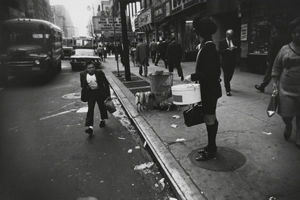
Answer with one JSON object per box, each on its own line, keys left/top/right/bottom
{"left": 155, "top": 38, "right": 168, "bottom": 68}
{"left": 80, "top": 61, "right": 111, "bottom": 135}
{"left": 135, "top": 37, "right": 150, "bottom": 77}
{"left": 255, "top": 20, "right": 290, "bottom": 92}
{"left": 218, "top": 29, "right": 239, "bottom": 96}
{"left": 166, "top": 36, "right": 184, "bottom": 81}
{"left": 184, "top": 18, "right": 222, "bottom": 161}
{"left": 149, "top": 39, "right": 158, "bottom": 63}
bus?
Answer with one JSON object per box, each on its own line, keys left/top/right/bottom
{"left": 0, "top": 18, "right": 63, "bottom": 83}
{"left": 72, "top": 36, "right": 96, "bottom": 49}
{"left": 62, "top": 37, "right": 74, "bottom": 59}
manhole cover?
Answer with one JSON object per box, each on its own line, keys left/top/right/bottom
{"left": 189, "top": 147, "right": 246, "bottom": 172}
{"left": 62, "top": 92, "right": 81, "bottom": 99}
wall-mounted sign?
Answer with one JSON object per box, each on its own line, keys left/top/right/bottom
{"left": 166, "top": 2, "right": 170, "bottom": 16}
{"left": 93, "top": 17, "right": 122, "bottom": 32}
{"left": 139, "top": 9, "right": 152, "bottom": 27}
{"left": 241, "top": 23, "right": 248, "bottom": 41}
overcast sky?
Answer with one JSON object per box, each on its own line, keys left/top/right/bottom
{"left": 49, "top": 0, "right": 95, "bottom": 36}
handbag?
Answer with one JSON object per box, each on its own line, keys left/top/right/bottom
{"left": 266, "top": 87, "right": 278, "bottom": 117}
{"left": 183, "top": 103, "right": 205, "bottom": 127}
{"left": 104, "top": 97, "right": 117, "bottom": 114}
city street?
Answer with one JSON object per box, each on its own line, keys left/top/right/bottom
{"left": 0, "top": 60, "right": 175, "bottom": 200}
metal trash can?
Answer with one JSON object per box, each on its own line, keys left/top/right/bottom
{"left": 148, "top": 71, "right": 173, "bottom": 93}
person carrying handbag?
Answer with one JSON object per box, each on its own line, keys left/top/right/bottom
{"left": 80, "top": 61, "right": 111, "bottom": 135}
{"left": 184, "top": 18, "right": 222, "bottom": 161}
{"left": 271, "top": 17, "right": 300, "bottom": 147}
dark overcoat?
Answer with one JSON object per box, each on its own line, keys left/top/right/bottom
{"left": 191, "top": 40, "right": 222, "bottom": 99}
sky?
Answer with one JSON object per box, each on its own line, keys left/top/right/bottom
{"left": 49, "top": 0, "right": 95, "bottom": 36}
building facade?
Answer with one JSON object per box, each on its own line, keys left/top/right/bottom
{"left": 51, "top": 5, "right": 76, "bottom": 38}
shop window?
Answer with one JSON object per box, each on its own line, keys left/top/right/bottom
{"left": 249, "top": 21, "right": 270, "bottom": 54}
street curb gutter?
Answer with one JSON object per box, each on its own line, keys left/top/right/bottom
{"left": 106, "top": 72, "right": 207, "bottom": 200}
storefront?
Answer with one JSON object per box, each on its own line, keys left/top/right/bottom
{"left": 240, "top": 0, "right": 298, "bottom": 74}
{"left": 169, "top": 0, "right": 207, "bottom": 61}
{"left": 153, "top": 1, "right": 171, "bottom": 41}
{"left": 136, "top": 8, "right": 154, "bottom": 43}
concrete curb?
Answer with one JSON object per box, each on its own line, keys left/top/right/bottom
{"left": 105, "top": 70, "right": 207, "bottom": 200}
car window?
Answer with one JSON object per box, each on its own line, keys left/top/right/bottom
{"left": 75, "top": 49, "right": 96, "bottom": 56}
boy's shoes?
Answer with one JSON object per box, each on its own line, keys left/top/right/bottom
{"left": 226, "top": 92, "right": 232, "bottom": 96}
{"left": 99, "top": 120, "right": 105, "bottom": 128}
{"left": 254, "top": 85, "right": 265, "bottom": 92}
{"left": 85, "top": 128, "right": 93, "bottom": 135}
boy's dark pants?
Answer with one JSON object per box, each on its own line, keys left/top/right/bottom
{"left": 85, "top": 90, "right": 108, "bottom": 126}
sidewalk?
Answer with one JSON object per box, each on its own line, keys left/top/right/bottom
{"left": 102, "top": 56, "right": 300, "bottom": 200}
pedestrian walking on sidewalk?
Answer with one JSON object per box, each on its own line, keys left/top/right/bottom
{"left": 80, "top": 61, "right": 111, "bottom": 135}
{"left": 136, "top": 37, "right": 150, "bottom": 77}
{"left": 155, "top": 38, "right": 168, "bottom": 68}
{"left": 166, "top": 36, "right": 184, "bottom": 81}
{"left": 255, "top": 20, "right": 290, "bottom": 92}
{"left": 184, "top": 18, "right": 222, "bottom": 161}
{"left": 130, "top": 43, "right": 136, "bottom": 67}
{"left": 149, "top": 39, "right": 158, "bottom": 63}
{"left": 219, "top": 29, "right": 239, "bottom": 96}
{"left": 97, "top": 45, "right": 104, "bottom": 62}
{"left": 271, "top": 17, "right": 300, "bottom": 147}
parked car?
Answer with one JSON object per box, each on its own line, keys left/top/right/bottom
{"left": 62, "top": 45, "right": 74, "bottom": 59}
{"left": 70, "top": 49, "right": 101, "bottom": 71}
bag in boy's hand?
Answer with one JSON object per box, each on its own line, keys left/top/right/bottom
{"left": 104, "top": 97, "right": 117, "bottom": 114}
{"left": 183, "top": 103, "right": 204, "bottom": 127}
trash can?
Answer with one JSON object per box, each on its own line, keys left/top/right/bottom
{"left": 148, "top": 71, "right": 173, "bottom": 93}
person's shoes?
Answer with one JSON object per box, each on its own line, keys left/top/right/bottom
{"left": 145, "top": 75, "right": 147, "bottom": 77}
{"left": 198, "top": 146, "right": 217, "bottom": 153}
{"left": 139, "top": 73, "right": 142, "bottom": 76}
{"left": 181, "top": 76, "right": 184, "bottom": 81}
{"left": 99, "top": 120, "right": 106, "bottom": 128}
{"left": 284, "top": 125, "right": 292, "bottom": 140}
{"left": 226, "top": 92, "right": 232, "bottom": 96}
{"left": 196, "top": 151, "right": 216, "bottom": 161}
{"left": 254, "top": 85, "right": 265, "bottom": 92}
{"left": 155, "top": 64, "right": 158, "bottom": 66}
{"left": 85, "top": 128, "right": 93, "bottom": 135}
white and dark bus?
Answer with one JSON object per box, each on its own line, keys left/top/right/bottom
{"left": 0, "top": 18, "right": 63, "bottom": 83}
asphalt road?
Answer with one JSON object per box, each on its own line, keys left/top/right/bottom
{"left": 0, "top": 60, "right": 175, "bottom": 200}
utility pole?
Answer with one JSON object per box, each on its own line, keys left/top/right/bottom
{"left": 113, "top": 0, "right": 121, "bottom": 77}
{"left": 120, "top": 1, "right": 131, "bottom": 81}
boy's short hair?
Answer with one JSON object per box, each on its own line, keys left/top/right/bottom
{"left": 85, "top": 60, "right": 95, "bottom": 68}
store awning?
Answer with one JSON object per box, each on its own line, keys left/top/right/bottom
{"left": 138, "top": 24, "right": 153, "bottom": 32}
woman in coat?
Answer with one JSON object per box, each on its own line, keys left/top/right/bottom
{"left": 184, "top": 18, "right": 222, "bottom": 161}
{"left": 272, "top": 17, "right": 300, "bottom": 147}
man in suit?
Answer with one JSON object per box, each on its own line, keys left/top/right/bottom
{"left": 166, "top": 36, "right": 184, "bottom": 81}
{"left": 80, "top": 61, "right": 111, "bottom": 135}
{"left": 135, "top": 37, "right": 150, "bottom": 77}
{"left": 218, "top": 29, "right": 239, "bottom": 96}
{"left": 155, "top": 38, "right": 168, "bottom": 68}
{"left": 149, "top": 39, "right": 158, "bottom": 63}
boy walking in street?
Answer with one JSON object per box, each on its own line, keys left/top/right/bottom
{"left": 80, "top": 61, "right": 111, "bottom": 135}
